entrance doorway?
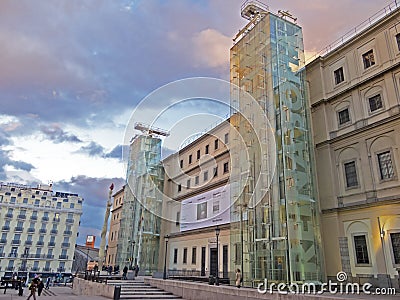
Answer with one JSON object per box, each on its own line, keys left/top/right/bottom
{"left": 210, "top": 248, "right": 218, "bottom": 277}
{"left": 201, "top": 247, "right": 206, "bottom": 276}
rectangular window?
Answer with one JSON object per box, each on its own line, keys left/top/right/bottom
{"left": 180, "top": 160, "right": 183, "bottom": 168}
{"left": 176, "top": 211, "right": 180, "bottom": 226}
{"left": 378, "top": 151, "right": 395, "bottom": 180}
{"left": 213, "top": 167, "right": 218, "bottom": 178}
{"left": 195, "top": 176, "right": 199, "bottom": 185}
{"left": 183, "top": 248, "right": 187, "bottom": 264}
{"left": 390, "top": 232, "right": 400, "bottom": 264}
{"left": 189, "top": 155, "right": 192, "bottom": 164}
{"left": 173, "top": 249, "right": 178, "bottom": 264}
{"left": 223, "top": 162, "right": 229, "bottom": 173}
{"left": 338, "top": 108, "right": 350, "bottom": 125}
{"left": 203, "top": 171, "right": 208, "bottom": 182}
{"left": 344, "top": 161, "right": 358, "bottom": 188}
{"left": 205, "top": 145, "right": 209, "bottom": 154}
{"left": 334, "top": 67, "right": 345, "bottom": 85}
{"left": 178, "top": 184, "right": 182, "bottom": 192}
{"left": 224, "top": 133, "right": 229, "bottom": 144}
{"left": 396, "top": 33, "right": 400, "bottom": 51}
{"left": 192, "top": 247, "right": 197, "bottom": 264}
{"left": 362, "top": 50, "right": 375, "bottom": 69}
{"left": 214, "top": 139, "right": 219, "bottom": 150}
{"left": 368, "top": 94, "right": 383, "bottom": 112}
{"left": 187, "top": 179, "right": 190, "bottom": 189}
{"left": 354, "top": 235, "right": 369, "bottom": 264}
{"left": 197, "top": 150, "right": 201, "bottom": 160}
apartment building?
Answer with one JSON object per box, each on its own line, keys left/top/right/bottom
{"left": 306, "top": 2, "right": 400, "bottom": 288}
{"left": 0, "top": 183, "right": 82, "bottom": 276}
{"left": 106, "top": 185, "right": 124, "bottom": 268}
{"left": 159, "top": 119, "right": 231, "bottom": 280}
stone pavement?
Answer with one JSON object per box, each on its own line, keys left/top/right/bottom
{"left": 0, "top": 286, "right": 109, "bottom": 300}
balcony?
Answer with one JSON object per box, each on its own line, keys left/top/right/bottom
{"left": 21, "top": 254, "right": 29, "bottom": 258}
{"left": 53, "top": 218, "right": 60, "bottom": 223}
{"left": 57, "top": 267, "right": 65, "bottom": 272}
{"left": 14, "top": 227, "right": 24, "bottom": 232}
{"left": 45, "top": 254, "right": 54, "bottom": 259}
{"left": 12, "top": 240, "right": 21, "bottom": 245}
{"left": 41, "top": 216, "right": 49, "bottom": 222}
{"left": 30, "top": 215, "right": 38, "bottom": 221}
{"left": 5, "top": 213, "right": 13, "bottom": 218}
{"left": 31, "top": 267, "right": 39, "bottom": 272}
{"left": 48, "top": 242, "right": 55, "bottom": 247}
{"left": 63, "top": 230, "right": 72, "bottom": 235}
{"left": 50, "top": 229, "right": 58, "bottom": 235}
{"left": 17, "top": 214, "right": 26, "bottom": 220}
{"left": 42, "top": 267, "right": 51, "bottom": 272}
{"left": 0, "top": 239, "right": 7, "bottom": 244}
{"left": 29, "top": 254, "right": 43, "bottom": 259}
{"left": 27, "top": 227, "right": 35, "bottom": 233}
{"left": 0, "top": 253, "right": 5, "bottom": 257}
{"left": 8, "top": 253, "right": 18, "bottom": 258}
{"left": 61, "top": 243, "right": 70, "bottom": 248}
{"left": 1, "top": 225, "right": 10, "bottom": 231}
{"left": 6, "top": 266, "right": 15, "bottom": 271}
{"left": 18, "top": 266, "right": 28, "bottom": 271}
{"left": 66, "top": 219, "right": 74, "bottom": 224}
{"left": 39, "top": 229, "right": 47, "bottom": 234}
{"left": 36, "top": 241, "right": 44, "bottom": 246}
{"left": 59, "top": 255, "right": 68, "bottom": 259}
{"left": 25, "top": 240, "right": 32, "bottom": 245}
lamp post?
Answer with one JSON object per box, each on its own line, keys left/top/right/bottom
{"left": 215, "top": 226, "right": 220, "bottom": 286}
{"left": 163, "top": 235, "right": 169, "bottom": 280}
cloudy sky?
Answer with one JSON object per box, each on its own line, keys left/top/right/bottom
{"left": 0, "top": 0, "right": 394, "bottom": 246}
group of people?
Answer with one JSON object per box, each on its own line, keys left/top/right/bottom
{"left": 122, "top": 265, "right": 139, "bottom": 280}
{"left": 103, "top": 264, "right": 119, "bottom": 275}
{"left": 26, "top": 275, "right": 52, "bottom": 299}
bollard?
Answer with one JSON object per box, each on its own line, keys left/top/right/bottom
{"left": 114, "top": 285, "right": 121, "bottom": 300}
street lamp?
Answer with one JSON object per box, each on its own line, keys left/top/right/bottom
{"left": 215, "top": 226, "right": 220, "bottom": 286}
{"left": 163, "top": 235, "right": 169, "bottom": 280}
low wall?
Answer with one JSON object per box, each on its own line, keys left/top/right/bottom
{"left": 144, "top": 278, "right": 366, "bottom": 300}
{"left": 72, "top": 277, "right": 113, "bottom": 299}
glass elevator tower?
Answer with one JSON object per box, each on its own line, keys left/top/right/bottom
{"left": 230, "top": 1, "right": 323, "bottom": 286}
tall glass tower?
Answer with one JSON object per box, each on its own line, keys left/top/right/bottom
{"left": 230, "top": 1, "right": 323, "bottom": 285}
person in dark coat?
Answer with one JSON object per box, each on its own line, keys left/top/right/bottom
{"left": 123, "top": 266, "right": 128, "bottom": 280}
{"left": 37, "top": 279, "right": 44, "bottom": 296}
{"left": 134, "top": 265, "right": 139, "bottom": 277}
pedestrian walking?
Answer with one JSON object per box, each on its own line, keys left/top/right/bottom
{"left": 134, "top": 265, "right": 139, "bottom": 277}
{"left": 27, "top": 278, "right": 38, "bottom": 300}
{"left": 123, "top": 266, "right": 128, "bottom": 280}
{"left": 37, "top": 279, "right": 44, "bottom": 296}
{"left": 45, "top": 277, "right": 51, "bottom": 290}
{"left": 235, "top": 269, "right": 242, "bottom": 288}
{"left": 18, "top": 278, "right": 24, "bottom": 296}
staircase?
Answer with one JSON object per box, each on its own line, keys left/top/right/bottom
{"left": 107, "top": 278, "right": 181, "bottom": 299}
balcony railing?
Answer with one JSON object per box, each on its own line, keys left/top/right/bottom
{"left": 41, "top": 217, "right": 49, "bottom": 222}
{"left": 18, "top": 267, "right": 28, "bottom": 271}
{"left": 59, "top": 255, "right": 68, "bottom": 259}
{"left": 0, "top": 253, "right": 5, "bottom": 257}
{"left": 25, "top": 240, "right": 32, "bottom": 245}
{"left": 50, "top": 229, "right": 58, "bottom": 235}
{"left": 45, "top": 254, "right": 54, "bottom": 259}
{"left": 6, "top": 266, "right": 14, "bottom": 271}
{"left": 53, "top": 218, "right": 60, "bottom": 223}
{"left": 66, "top": 219, "right": 74, "bottom": 224}
{"left": 31, "top": 267, "right": 39, "bottom": 272}
{"left": 8, "top": 253, "right": 18, "bottom": 258}
{"left": 21, "top": 254, "right": 29, "bottom": 258}
{"left": 63, "top": 230, "right": 72, "bottom": 235}
{"left": 42, "top": 267, "right": 51, "bottom": 272}
{"left": 0, "top": 239, "right": 7, "bottom": 244}
{"left": 5, "top": 213, "right": 13, "bottom": 218}
{"left": 57, "top": 267, "right": 65, "bottom": 272}
{"left": 61, "top": 243, "right": 70, "bottom": 248}
{"left": 12, "top": 240, "right": 21, "bottom": 245}
{"left": 39, "top": 229, "right": 47, "bottom": 234}
{"left": 30, "top": 215, "right": 38, "bottom": 221}
{"left": 14, "top": 227, "right": 24, "bottom": 232}
{"left": 1, "top": 226, "right": 10, "bottom": 231}
{"left": 36, "top": 241, "right": 44, "bottom": 246}
{"left": 17, "top": 214, "right": 26, "bottom": 220}
{"left": 48, "top": 242, "right": 55, "bottom": 247}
